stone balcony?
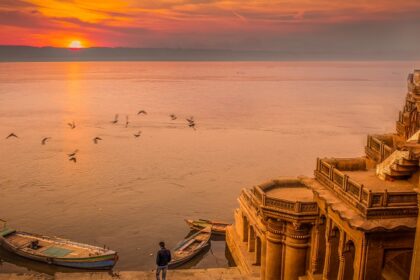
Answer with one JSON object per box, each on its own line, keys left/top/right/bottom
{"left": 314, "top": 157, "right": 418, "bottom": 219}
{"left": 240, "top": 179, "right": 318, "bottom": 223}
{"left": 365, "top": 134, "right": 395, "bottom": 163}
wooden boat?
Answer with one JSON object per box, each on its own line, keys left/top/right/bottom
{"left": 185, "top": 219, "right": 230, "bottom": 235}
{"left": 168, "top": 227, "right": 211, "bottom": 268}
{"left": 0, "top": 220, "right": 118, "bottom": 270}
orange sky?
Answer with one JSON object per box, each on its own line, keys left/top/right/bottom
{"left": 1, "top": 0, "right": 420, "bottom": 51}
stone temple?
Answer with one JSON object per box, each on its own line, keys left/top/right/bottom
{"left": 226, "top": 70, "right": 420, "bottom": 280}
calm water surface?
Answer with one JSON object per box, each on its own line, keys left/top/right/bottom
{"left": 0, "top": 61, "right": 418, "bottom": 274}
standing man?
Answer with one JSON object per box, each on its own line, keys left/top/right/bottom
{"left": 156, "top": 241, "right": 171, "bottom": 280}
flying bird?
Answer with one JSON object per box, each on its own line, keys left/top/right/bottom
{"left": 170, "top": 114, "right": 177, "bottom": 120}
{"left": 137, "top": 110, "right": 147, "bottom": 115}
{"left": 186, "top": 116, "right": 196, "bottom": 130}
{"left": 186, "top": 117, "right": 194, "bottom": 124}
{"left": 188, "top": 122, "right": 196, "bottom": 130}
{"left": 134, "top": 131, "right": 142, "bottom": 138}
{"left": 125, "top": 115, "right": 129, "bottom": 128}
{"left": 67, "top": 149, "right": 79, "bottom": 157}
{"left": 41, "top": 137, "right": 51, "bottom": 145}
{"left": 6, "top": 133, "right": 18, "bottom": 139}
{"left": 111, "top": 114, "right": 119, "bottom": 124}
{"left": 67, "top": 121, "right": 76, "bottom": 129}
{"left": 93, "top": 137, "right": 103, "bottom": 144}
{"left": 68, "top": 157, "right": 77, "bottom": 163}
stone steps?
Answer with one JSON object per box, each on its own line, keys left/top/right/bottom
{"left": 0, "top": 268, "right": 259, "bottom": 280}
{"left": 377, "top": 150, "right": 418, "bottom": 180}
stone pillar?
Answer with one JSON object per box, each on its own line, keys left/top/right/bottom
{"left": 337, "top": 231, "right": 346, "bottom": 280}
{"left": 410, "top": 188, "right": 420, "bottom": 280}
{"left": 323, "top": 219, "right": 340, "bottom": 280}
{"left": 309, "top": 217, "right": 326, "bottom": 275}
{"left": 265, "top": 219, "right": 284, "bottom": 280}
{"left": 353, "top": 238, "right": 367, "bottom": 280}
{"left": 322, "top": 219, "right": 332, "bottom": 280}
{"left": 242, "top": 214, "right": 249, "bottom": 242}
{"left": 255, "top": 236, "right": 262, "bottom": 265}
{"left": 234, "top": 209, "right": 243, "bottom": 239}
{"left": 260, "top": 236, "right": 267, "bottom": 280}
{"left": 248, "top": 225, "right": 255, "bottom": 252}
{"left": 283, "top": 222, "right": 311, "bottom": 280}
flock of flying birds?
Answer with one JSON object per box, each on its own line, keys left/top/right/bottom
{"left": 4, "top": 110, "right": 197, "bottom": 163}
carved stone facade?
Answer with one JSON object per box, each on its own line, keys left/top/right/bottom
{"left": 227, "top": 70, "right": 420, "bottom": 280}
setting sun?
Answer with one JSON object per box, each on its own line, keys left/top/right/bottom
{"left": 68, "top": 40, "right": 83, "bottom": 49}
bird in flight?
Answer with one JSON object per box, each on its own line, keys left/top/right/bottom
{"left": 186, "top": 116, "right": 196, "bottom": 130}
{"left": 137, "top": 110, "right": 147, "bottom": 115}
{"left": 68, "top": 157, "right": 77, "bottom": 163}
{"left": 67, "top": 149, "right": 79, "bottom": 157}
{"left": 111, "top": 114, "right": 119, "bottom": 124}
{"left": 170, "top": 114, "right": 177, "bottom": 120}
{"left": 125, "top": 115, "right": 129, "bottom": 128}
{"left": 41, "top": 137, "right": 51, "bottom": 145}
{"left": 186, "top": 117, "right": 194, "bottom": 124}
{"left": 93, "top": 137, "right": 103, "bottom": 144}
{"left": 188, "top": 122, "right": 196, "bottom": 130}
{"left": 67, "top": 121, "right": 76, "bottom": 129}
{"left": 134, "top": 131, "right": 142, "bottom": 138}
{"left": 6, "top": 133, "right": 18, "bottom": 139}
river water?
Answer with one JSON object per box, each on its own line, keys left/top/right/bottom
{"left": 0, "top": 61, "right": 417, "bottom": 274}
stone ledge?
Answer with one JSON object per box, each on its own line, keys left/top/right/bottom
{"left": 225, "top": 226, "right": 260, "bottom": 278}
{"left": 0, "top": 268, "right": 259, "bottom": 280}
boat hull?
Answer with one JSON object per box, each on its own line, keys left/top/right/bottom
{"left": 185, "top": 219, "right": 229, "bottom": 235}
{"left": 169, "top": 227, "right": 211, "bottom": 269}
{"left": 0, "top": 231, "right": 118, "bottom": 270}
{"left": 168, "top": 242, "right": 209, "bottom": 268}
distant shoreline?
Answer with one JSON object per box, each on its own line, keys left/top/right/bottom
{"left": 0, "top": 46, "right": 419, "bottom": 62}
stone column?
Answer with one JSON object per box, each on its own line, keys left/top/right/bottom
{"left": 309, "top": 217, "right": 326, "bottom": 275}
{"left": 322, "top": 219, "right": 330, "bottom": 280}
{"left": 283, "top": 222, "right": 311, "bottom": 280}
{"left": 337, "top": 231, "right": 346, "bottom": 280}
{"left": 248, "top": 226, "right": 255, "bottom": 252}
{"left": 354, "top": 238, "right": 367, "bottom": 280}
{"left": 260, "top": 236, "right": 267, "bottom": 280}
{"left": 410, "top": 188, "right": 420, "bottom": 280}
{"left": 322, "top": 218, "right": 340, "bottom": 280}
{"left": 255, "top": 236, "right": 262, "bottom": 265}
{"left": 242, "top": 214, "right": 249, "bottom": 242}
{"left": 265, "top": 219, "right": 284, "bottom": 280}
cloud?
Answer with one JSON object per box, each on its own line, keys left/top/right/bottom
{"left": 0, "top": 0, "right": 419, "bottom": 53}
{"left": 0, "top": 10, "right": 51, "bottom": 29}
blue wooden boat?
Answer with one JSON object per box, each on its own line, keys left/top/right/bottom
{"left": 0, "top": 220, "right": 118, "bottom": 270}
{"left": 168, "top": 227, "right": 211, "bottom": 268}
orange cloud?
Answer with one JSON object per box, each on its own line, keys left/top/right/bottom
{"left": 0, "top": 0, "right": 419, "bottom": 50}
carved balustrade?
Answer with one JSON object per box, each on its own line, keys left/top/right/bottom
{"left": 365, "top": 134, "right": 394, "bottom": 162}
{"left": 315, "top": 158, "right": 418, "bottom": 218}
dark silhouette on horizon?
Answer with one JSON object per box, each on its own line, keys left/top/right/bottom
{"left": 1, "top": 46, "right": 419, "bottom": 62}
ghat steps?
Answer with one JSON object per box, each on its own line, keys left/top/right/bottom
{"left": 0, "top": 268, "right": 259, "bottom": 280}
{"left": 376, "top": 131, "right": 420, "bottom": 180}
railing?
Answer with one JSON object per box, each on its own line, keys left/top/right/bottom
{"left": 240, "top": 184, "right": 318, "bottom": 216}
{"left": 315, "top": 158, "right": 418, "bottom": 218}
{"left": 263, "top": 195, "right": 317, "bottom": 214}
{"left": 366, "top": 135, "right": 394, "bottom": 162}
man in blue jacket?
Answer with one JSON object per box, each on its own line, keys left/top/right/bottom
{"left": 156, "top": 241, "right": 171, "bottom": 280}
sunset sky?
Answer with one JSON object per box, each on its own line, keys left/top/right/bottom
{"left": 1, "top": 0, "right": 420, "bottom": 52}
